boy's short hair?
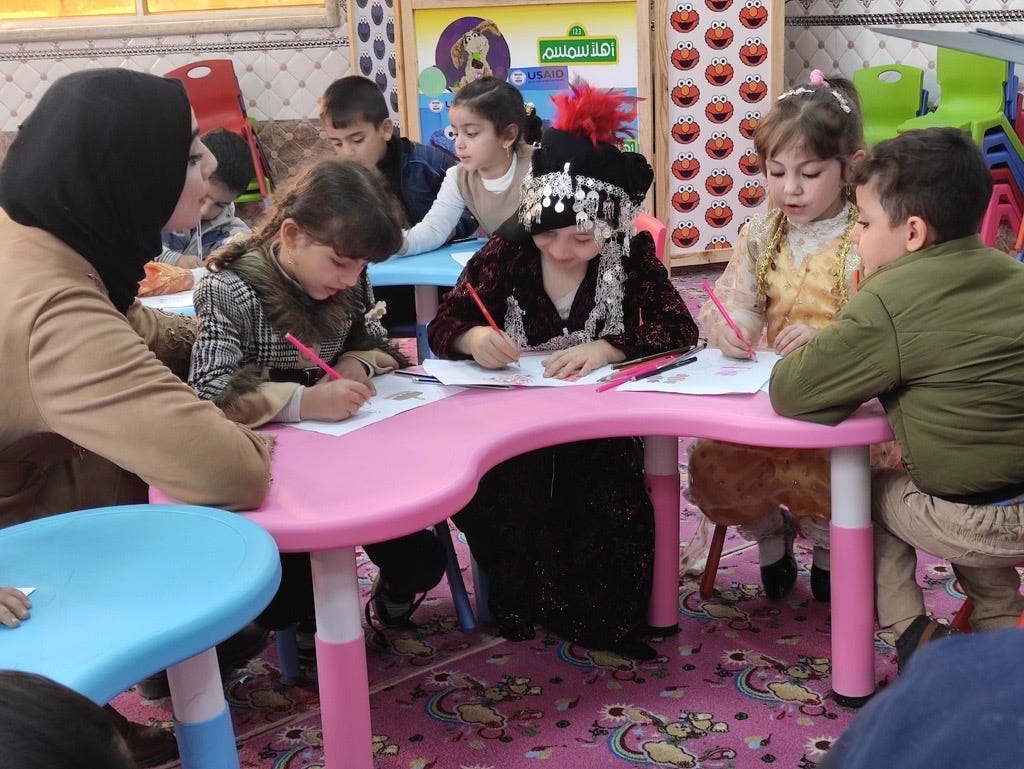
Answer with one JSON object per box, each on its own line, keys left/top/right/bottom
{"left": 202, "top": 127, "right": 255, "bottom": 197}
{"left": 852, "top": 127, "right": 992, "bottom": 244}
{"left": 320, "top": 76, "right": 389, "bottom": 129}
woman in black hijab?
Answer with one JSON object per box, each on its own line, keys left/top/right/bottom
{"left": 0, "top": 69, "right": 273, "bottom": 766}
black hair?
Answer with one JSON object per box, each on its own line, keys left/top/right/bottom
{"left": 451, "top": 77, "right": 528, "bottom": 147}
{"left": 319, "top": 76, "right": 389, "bottom": 129}
{"left": 0, "top": 670, "right": 135, "bottom": 769}
{"left": 201, "top": 127, "right": 255, "bottom": 197}
{"left": 211, "top": 158, "right": 403, "bottom": 270}
{"left": 852, "top": 127, "right": 992, "bottom": 243}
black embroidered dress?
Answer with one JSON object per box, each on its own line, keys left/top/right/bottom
{"left": 428, "top": 232, "right": 698, "bottom": 649}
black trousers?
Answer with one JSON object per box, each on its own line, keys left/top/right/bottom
{"left": 255, "top": 529, "right": 447, "bottom": 630}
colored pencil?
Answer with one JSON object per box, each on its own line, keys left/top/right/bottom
{"left": 284, "top": 332, "right": 344, "bottom": 381}
{"left": 701, "top": 280, "right": 757, "bottom": 359}
{"left": 466, "top": 282, "right": 519, "bottom": 366}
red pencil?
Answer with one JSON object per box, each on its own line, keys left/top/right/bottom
{"left": 466, "top": 282, "right": 519, "bottom": 366}
{"left": 465, "top": 282, "right": 501, "bottom": 333}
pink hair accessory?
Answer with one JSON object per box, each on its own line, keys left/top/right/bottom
{"left": 809, "top": 69, "right": 829, "bottom": 87}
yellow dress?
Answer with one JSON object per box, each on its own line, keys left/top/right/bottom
{"left": 688, "top": 205, "right": 898, "bottom": 527}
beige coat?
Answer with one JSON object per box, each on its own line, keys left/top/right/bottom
{"left": 0, "top": 211, "right": 271, "bottom": 527}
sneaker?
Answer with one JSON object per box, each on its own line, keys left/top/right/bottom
{"left": 365, "top": 571, "right": 425, "bottom": 629}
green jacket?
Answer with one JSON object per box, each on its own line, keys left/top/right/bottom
{"left": 770, "top": 235, "right": 1024, "bottom": 502}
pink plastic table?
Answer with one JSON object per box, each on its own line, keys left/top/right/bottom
{"left": 153, "top": 386, "right": 891, "bottom": 768}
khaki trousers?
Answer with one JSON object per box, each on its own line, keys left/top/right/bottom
{"left": 872, "top": 469, "right": 1024, "bottom": 631}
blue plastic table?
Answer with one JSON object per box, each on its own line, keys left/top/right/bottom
{"left": 367, "top": 239, "right": 482, "bottom": 360}
{"left": 1, "top": 504, "right": 281, "bottom": 769}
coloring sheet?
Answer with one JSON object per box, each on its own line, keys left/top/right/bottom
{"left": 451, "top": 250, "right": 476, "bottom": 267}
{"left": 618, "top": 348, "right": 781, "bottom": 395}
{"left": 423, "top": 352, "right": 611, "bottom": 387}
{"left": 287, "top": 373, "right": 463, "bottom": 437}
{"left": 138, "top": 288, "right": 195, "bottom": 311}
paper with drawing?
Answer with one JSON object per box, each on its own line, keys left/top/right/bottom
{"left": 423, "top": 353, "right": 610, "bottom": 387}
{"left": 287, "top": 373, "right": 463, "bottom": 437}
{"left": 618, "top": 348, "right": 781, "bottom": 394}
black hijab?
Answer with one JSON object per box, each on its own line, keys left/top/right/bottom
{"left": 0, "top": 68, "right": 193, "bottom": 313}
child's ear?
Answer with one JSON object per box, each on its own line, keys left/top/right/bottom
{"left": 844, "top": 150, "right": 866, "bottom": 180}
{"left": 500, "top": 123, "right": 519, "bottom": 151}
{"left": 379, "top": 118, "right": 394, "bottom": 141}
{"left": 279, "top": 217, "right": 301, "bottom": 249}
{"left": 904, "top": 215, "right": 932, "bottom": 253}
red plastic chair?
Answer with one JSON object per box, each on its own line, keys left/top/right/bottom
{"left": 165, "top": 59, "right": 274, "bottom": 203}
{"left": 635, "top": 212, "right": 668, "bottom": 266}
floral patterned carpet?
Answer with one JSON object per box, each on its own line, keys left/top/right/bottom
{"left": 111, "top": 264, "right": 969, "bottom": 768}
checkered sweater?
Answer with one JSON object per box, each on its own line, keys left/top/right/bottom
{"left": 189, "top": 246, "right": 398, "bottom": 415}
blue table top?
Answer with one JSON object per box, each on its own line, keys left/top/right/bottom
{"left": 1, "top": 505, "right": 281, "bottom": 704}
{"left": 367, "top": 238, "right": 483, "bottom": 288}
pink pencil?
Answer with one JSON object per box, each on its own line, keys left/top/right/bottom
{"left": 700, "top": 280, "right": 757, "bottom": 359}
{"left": 284, "top": 332, "right": 344, "bottom": 381}
{"left": 596, "top": 355, "right": 685, "bottom": 393}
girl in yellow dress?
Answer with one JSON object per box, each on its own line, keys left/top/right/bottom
{"left": 689, "top": 70, "right": 897, "bottom": 602}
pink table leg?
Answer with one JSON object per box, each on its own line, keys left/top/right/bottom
{"left": 829, "top": 445, "right": 876, "bottom": 707}
{"left": 310, "top": 547, "right": 373, "bottom": 769}
{"left": 644, "top": 435, "right": 681, "bottom": 634}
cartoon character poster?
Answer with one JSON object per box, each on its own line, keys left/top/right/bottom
{"left": 658, "top": 0, "right": 782, "bottom": 265}
{"left": 399, "top": 1, "right": 649, "bottom": 157}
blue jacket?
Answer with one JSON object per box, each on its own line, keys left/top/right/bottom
{"left": 380, "top": 133, "right": 477, "bottom": 239}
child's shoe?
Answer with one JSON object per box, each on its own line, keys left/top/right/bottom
{"left": 810, "top": 546, "right": 831, "bottom": 602}
{"left": 366, "top": 571, "right": 425, "bottom": 629}
{"left": 758, "top": 519, "right": 797, "bottom": 600}
{"left": 895, "top": 614, "right": 961, "bottom": 672}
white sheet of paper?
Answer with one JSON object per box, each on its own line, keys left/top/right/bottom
{"left": 288, "top": 373, "right": 463, "bottom": 437}
{"left": 618, "top": 348, "right": 781, "bottom": 395}
{"left": 450, "top": 251, "right": 475, "bottom": 267}
{"left": 14, "top": 587, "right": 35, "bottom": 596}
{"left": 423, "top": 352, "right": 611, "bottom": 387}
{"left": 138, "top": 288, "right": 195, "bottom": 310}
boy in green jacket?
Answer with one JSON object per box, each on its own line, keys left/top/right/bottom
{"left": 769, "top": 128, "right": 1024, "bottom": 672}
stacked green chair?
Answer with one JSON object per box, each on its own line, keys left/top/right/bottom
{"left": 853, "top": 64, "right": 926, "bottom": 146}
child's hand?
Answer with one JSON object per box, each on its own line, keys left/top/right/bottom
{"left": 335, "top": 358, "right": 377, "bottom": 395}
{"left": 543, "top": 340, "right": 624, "bottom": 379}
{"left": 300, "top": 378, "right": 373, "bottom": 422}
{"left": 462, "top": 326, "right": 521, "bottom": 369}
{"left": 716, "top": 325, "right": 756, "bottom": 360}
{"left": 0, "top": 587, "right": 31, "bottom": 628}
{"left": 176, "top": 255, "right": 204, "bottom": 269}
{"left": 774, "top": 324, "right": 817, "bottom": 356}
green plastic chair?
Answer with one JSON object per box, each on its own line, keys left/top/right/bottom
{"left": 897, "top": 48, "right": 1008, "bottom": 138}
{"left": 853, "top": 64, "right": 925, "bottom": 146}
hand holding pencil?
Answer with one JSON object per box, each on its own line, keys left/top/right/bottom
{"left": 701, "top": 281, "right": 757, "bottom": 360}
{"left": 462, "top": 283, "right": 521, "bottom": 368}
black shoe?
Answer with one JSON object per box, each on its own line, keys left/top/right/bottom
{"left": 760, "top": 552, "right": 798, "bottom": 600}
{"left": 810, "top": 564, "right": 831, "bottom": 602}
{"left": 366, "top": 571, "right": 426, "bottom": 629}
{"left": 608, "top": 636, "right": 658, "bottom": 661}
{"left": 895, "top": 614, "right": 961, "bottom": 672}
{"left": 496, "top": 614, "right": 537, "bottom": 642}
{"left": 135, "top": 622, "right": 269, "bottom": 699}
{"left": 104, "top": 705, "right": 179, "bottom": 768}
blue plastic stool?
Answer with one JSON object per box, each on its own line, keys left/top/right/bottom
{"left": 1, "top": 505, "right": 282, "bottom": 769}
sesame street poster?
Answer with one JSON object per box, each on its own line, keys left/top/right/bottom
{"left": 397, "top": 0, "right": 651, "bottom": 159}
{"left": 657, "top": 0, "right": 783, "bottom": 265}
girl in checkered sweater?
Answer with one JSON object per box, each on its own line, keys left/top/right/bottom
{"left": 189, "top": 159, "right": 445, "bottom": 631}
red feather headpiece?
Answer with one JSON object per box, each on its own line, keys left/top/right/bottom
{"left": 550, "top": 81, "right": 639, "bottom": 147}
